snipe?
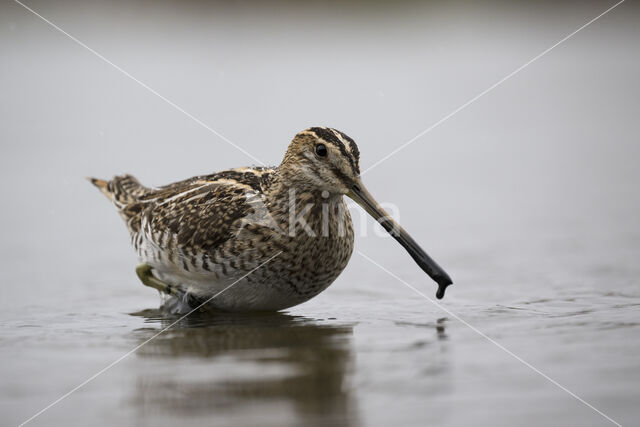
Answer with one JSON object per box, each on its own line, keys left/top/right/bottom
{"left": 90, "top": 127, "right": 452, "bottom": 312}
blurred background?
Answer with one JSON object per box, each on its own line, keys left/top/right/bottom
{"left": 1, "top": 1, "right": 638, "bottom": 426}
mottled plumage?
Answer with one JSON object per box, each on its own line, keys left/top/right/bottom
{"left": 91, "top": 127, "right": 452, "bottom": 312}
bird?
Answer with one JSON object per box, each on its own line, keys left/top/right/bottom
{"left": 90, "top": 127, "right": 452, "bottom": 312}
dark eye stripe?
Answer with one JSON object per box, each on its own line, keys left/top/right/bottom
{"left": 332, "top": 136, "right": 359, "bottom": 176}
{"left": 330, "top": 164, "right": 353, "bottom": 185}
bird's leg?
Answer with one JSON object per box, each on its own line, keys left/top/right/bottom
{"left": 135, "top": 264, "right": 216, "bottom": 314}
{"left": 135, "top": 264, "right": 179, "bottom": 297}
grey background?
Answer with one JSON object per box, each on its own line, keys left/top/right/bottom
{"left": 1, "top": 1, "right": 638, "bottom": 426}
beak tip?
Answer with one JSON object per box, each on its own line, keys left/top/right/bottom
{"left": 436, "top": 280, "right": 453, "bottom": 300}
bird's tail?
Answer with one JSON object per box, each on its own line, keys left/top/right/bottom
{"left": 87, "top": 175, "right": 148, "bottom": 207}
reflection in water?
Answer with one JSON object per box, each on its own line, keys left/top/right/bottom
{"left": 128, "top": 310, "right": 360, "bottom": 427}
{"left": 393, "top": 317, "right": 453, "bottom": 407}
{"left": 436, "top": 317, "right": 448, "bottom": 340}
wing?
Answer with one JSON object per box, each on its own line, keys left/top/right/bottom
{"left": 129, "top": 167, "right": 276, "bottom": 270}
{"left": 145, "top": 181, "right": 252, "bottom": 253}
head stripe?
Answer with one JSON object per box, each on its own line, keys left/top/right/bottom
{"left": 307, "top": 127, "right": 360, "bottom": 175}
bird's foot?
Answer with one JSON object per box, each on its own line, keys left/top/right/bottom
{"left": 135, "top": 264, "right": 179, "bottom": 296}
{"left": 135, "top": 264, "right": 216, "bottom": 314}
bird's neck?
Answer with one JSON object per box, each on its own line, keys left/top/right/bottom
{"left": 265, "top": 168, "right": 343, "bottom": 219}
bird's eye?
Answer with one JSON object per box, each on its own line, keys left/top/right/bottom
{"left": 315, "top": 143, "right": 327, "bottom": 157}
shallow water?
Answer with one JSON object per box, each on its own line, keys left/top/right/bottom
{"left": 1, "top": 1, "right": 639, "bottom": 426}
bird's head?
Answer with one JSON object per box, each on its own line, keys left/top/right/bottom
{"left": 279, "top": 127, "right": 361, "bottom": 195}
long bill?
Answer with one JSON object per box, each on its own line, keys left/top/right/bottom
{"left": 347, "top": 178, "right": 453, "bottom": 299}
